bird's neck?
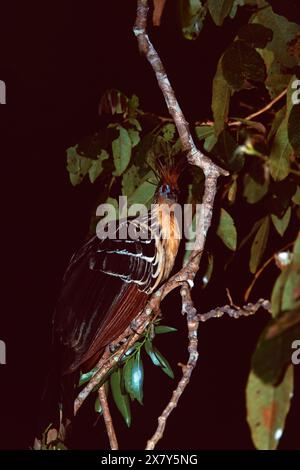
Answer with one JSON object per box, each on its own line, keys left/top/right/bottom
{"left": 150, "top": 199, "right": 181, "bottom": 291}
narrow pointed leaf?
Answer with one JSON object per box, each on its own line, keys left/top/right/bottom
{"left": 145, "top": 339, "right": 161, "bottom": 366}
{"left": 212, "top": 60, "right": 231, "bottom": 135}
{"left": 217, "top": 208, "right": 237, "bottom": 251}
{"left": 154, "top": 325, "right": 178, "bottom": 334}
{"left": 249, "top": 216, "right": 270, "bottom": 273}
{"left": 110, "top": 368, "right": 131, "bottom": 427}
{"left": 269, "top": 118, "right": 292, "bottom": 181}
{"left": 79, "top": 366, "right": 98, "bottom": 386}
{"left": 94, "top": 397, "right": 103, "bottom": 414}
{"left": 124, "top": 351, "right": 144, "bottom": 404}
{"left": 112, "top": 126, "right": 132, "bottom": 176}
{"left": 154, "top": 348, "right": 174, "bottom": 379}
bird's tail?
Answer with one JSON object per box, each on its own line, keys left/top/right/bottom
{"left": 34, "top": 342, "right": 76, "bottom": 449}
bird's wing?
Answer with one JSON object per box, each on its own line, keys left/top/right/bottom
{"left": 54, "top": 218, "right": 156, "bottom": 375}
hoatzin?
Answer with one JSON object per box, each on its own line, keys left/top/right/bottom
{"left": 36, "top": 160, "right": 182, "bottom": 444}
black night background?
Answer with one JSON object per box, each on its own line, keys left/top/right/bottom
{"left": 0, "top": 0, "right": 299, "bottom": 452}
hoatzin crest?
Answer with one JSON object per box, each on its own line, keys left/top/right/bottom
{"left": 36, "top": 157, "right": 183, "bottom": 443}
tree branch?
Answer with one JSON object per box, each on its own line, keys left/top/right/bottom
{"left": 133, "top": 0, "right": 228, "bottom": 178}
{"left": 197, "top": 298, "right": 271, "bottom": 322}
{"left": 74, "top": 0, "right": 228, "bottom": 448}
{"left": 146, "top": 285, "right": 199, "bottom": 449}
{"left": 98, "top": 385, "right": 118, "bottom": 450}
{"left": 245, "top": 88, "right": 287, "bottom": 121}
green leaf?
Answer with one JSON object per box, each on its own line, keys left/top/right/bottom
{"left": 207, "top": 0, "right": 234, "bottom": 26}
{"left": 204, "top": 133, "right": 218, "bottom": 152}
{"left": 271, "top": 207, "right": 291, "bottom": 237}
{"left": 127, "top": 171, "right": 157, "bottom": 208}
{"left": 94, "top": 397, "right": 103, "bottom": 414}
{"left": 243, "top": 173, "right": 269, "bottom": 204}
{"left": 112, "top": 126, "right": 132, "bottom": 176}
{"left": 99, "top": 89, "right": 128, "bottom": 115}
{"left": 179, "top": 0, "right": 206, "bottom": 40}
{"left": 292, "top": 186, "right": 300, "bottom": 205}
{"left": 154, "top": 325, "right": 178, "bottom": 334}
{"left": 228, "top": 178, "right": 237, "bottom": 203}
{"left": 124, "top": 351, "right": 144, "bottom": 404}
{"left": 202, "top": 253, "right": 214, "bottom": 287}
{"left": 249, "top": 216, "right": 270, "bottom": 273}
{"left": 128, "top": 94, "right": 139, "bottom": 112}
{"left": 122, "top": 164, "right": 141, "bottom": 197}
{"left": 120, "top": 342, "right": 142, "bottom": 363}
{"left": 293, "top": 232, "right": 300, "bottom": 263}
{"left": 128, "top": 117, "right": 142, "bottom": 131}
{"left": 269, "top": 118, "right": 292, "bottom": 181}
{"left": 145, "top": 339, "right": 161, "bottom": 367}
{"left": 252, "top": 310, "right": 300, "bottom": 384}
{"left": 212, "top": 60, "right": 231, "bottom": 135}
{"left": 271, "top": 269, "right": 291, "bottom": 318}
{"left": 171, "top": 138, "right": 182, "bottom": 156}
{"left": 79, "top": 366, "right": 98, "bottom": 387}
{"left": 66, "top": 145, "right": 93, "bottom": 186}
{"left": 216, "top": 208, "right": 237, "bottom": 251}
{"left": 252, "top": 8, "right": 300, "bottom": 68}
{"left": 258, "top": 48, "right": 291, "bottom": 99}
{"left": 246, "top": 365, "right": 294, "bottom": 450}
{"left": 195, "top": 125, "right": 215, "bottom": 141}
{"left": 222, "top": 40, "right": 266, "bottom": 90}
{"left": 128, "top": 128, "right": 140, "bottom": 148}
{"left": 195, "top": 124, "right": 218, "bottom": 152}
{"left": 268, "top": 106, "right": 287, "bottom": 142}
{"left": 66, "top": 146, "right": 80, "bottom": 173}
{"left": 216, "top": 130, "right": 243, "bottom": 171}
{"left": 238, "top": 217, "right": 265, "bottom": 253}
{"left": 88, "top": 150, "right": 109, "bottom": 183}
{"left": 288, "top": 103, "right": 300, "bottom": 154}
{"left": 110, "top": 368, "right": 131, "bottom": 427}
{"left": 237, "top": 24, "right": 273, "bottom": 48}
{"left": 229, "top": 0, "right": 257, "bottom": 19}
{"left": 154, "top": 349, "right": 174, "bottom": 379}
{"left": 145, "top": 340, "right": 174, "bottom": 378}
{"left": 282, "top": 272, "right": 300, "bottom": 313}
{"left": 162, "top": 123, "right": 176, "bottom": 142}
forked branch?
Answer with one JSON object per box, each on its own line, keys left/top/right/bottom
{"left": 74, "top": 0, "right": 228, "bottom": 450}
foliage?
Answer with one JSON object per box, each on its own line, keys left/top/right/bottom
{"left": 66, "top": 0, "right": 300, "bottom": 449}
{"left": 78, "top": 322, "right": 176, "bottom": 427}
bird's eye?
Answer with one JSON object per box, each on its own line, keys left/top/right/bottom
{"left": 161, "top": 184, "right": 169, "bottom": 193}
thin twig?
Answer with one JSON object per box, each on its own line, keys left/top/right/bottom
{"left": 146, "top": 285, "right": 199, "bottom": 449}
{"left": 244, "top": 240, "right": 294, "bottom": 302}
{"left": 98, "top": 385, "right": 118, "bottom": 450}
{"left": 245, "top": 88, "right": 287, "bottom": 121}
{"left": 197, "top": 298, "right": 271, "bottom": 322}
{"left": 195, "top": 87, "right": 288, "bottom": 129}
{"left": 134, "top": 0, "right": 226, "bottom": 449}
{"left": 74, "top": 0, "right": 227, "bottom": 448}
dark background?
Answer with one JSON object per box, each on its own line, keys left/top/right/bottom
{"left": 0, "top": 0, "right": 299, "bottom": 450}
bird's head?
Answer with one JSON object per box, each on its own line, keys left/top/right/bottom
{"left": 154, "top": 155, "right": 185, "bottom": 204}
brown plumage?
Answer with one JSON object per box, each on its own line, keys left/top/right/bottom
{"left": 37, "top": 158, "right": 182, "bottom": 440}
